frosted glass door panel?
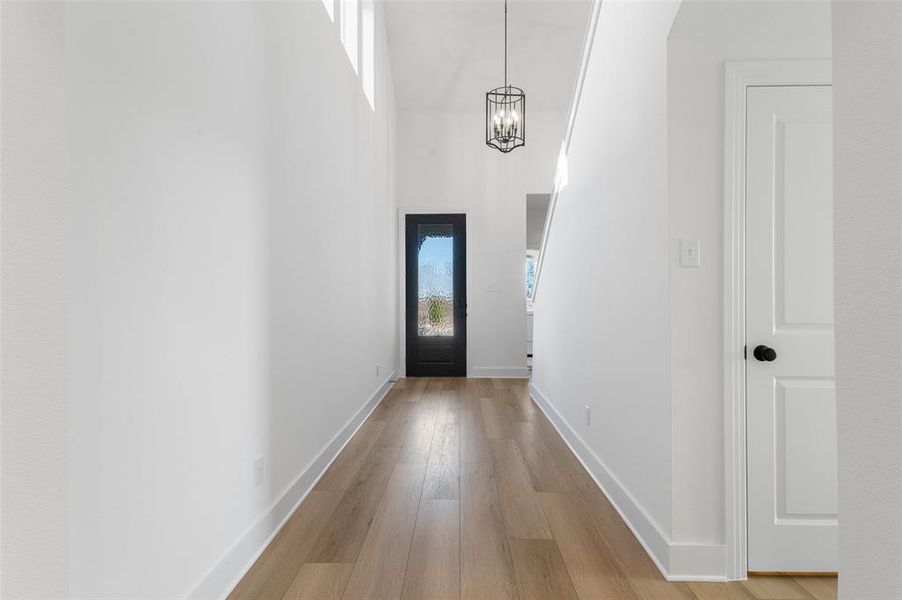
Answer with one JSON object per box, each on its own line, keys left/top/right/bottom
{"left": 417, "top": 224, "right": 454, "bottom": 337}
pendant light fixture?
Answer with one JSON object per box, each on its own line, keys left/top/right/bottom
{"left": 485, "top": 0, "right": 525, "bottom": 153}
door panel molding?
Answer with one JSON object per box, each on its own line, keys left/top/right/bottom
{"left": 722, "top": 60, "right": 832, "bottom": 581}
{"left": 773, "top": 377, "right": 838, "bottom": 523}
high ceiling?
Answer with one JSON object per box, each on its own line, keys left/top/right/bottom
{"left": 384, "top": 0, "right": 592, "bottom": 112}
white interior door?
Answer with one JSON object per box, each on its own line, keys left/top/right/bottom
{"left": 746, "top": 84, "right": 837, "bottom": 573}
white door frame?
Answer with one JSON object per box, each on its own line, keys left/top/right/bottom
{"left": 722, "top": 60, "right": 832, "bottom": 581}
{"left": 397, "top": 208, "right": 470, "bottom": 378}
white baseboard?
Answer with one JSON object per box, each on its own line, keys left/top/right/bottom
{"left": 528, "top": 382, "right": 726, "bottom": 582}
{"left": 468, "top": 366, "right": 530, "bottom": 378}
{"left": 669, "top": 543, "right": 727, "bottom": 581}
{"left": 188, "top": 371, "right": 399, "bottom": 600}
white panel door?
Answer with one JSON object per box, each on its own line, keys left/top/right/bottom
{"left": 746, "top": 85, "right": 837, "bottom": 572}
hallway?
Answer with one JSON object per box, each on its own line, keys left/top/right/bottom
{"left": 3, "top": 0, "right": 902, "bottom": 595}
{"left": 229, "top": 378, "right": 837, "bottom": 600}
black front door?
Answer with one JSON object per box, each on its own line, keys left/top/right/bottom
{"left": 405, "top": 214, "right": 467, "bottom": 376}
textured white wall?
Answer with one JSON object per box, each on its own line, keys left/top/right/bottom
{"left": 2, "top": 2, "right": 398, "bottom": 597}
{"left": 667, "top": 0, "right": 832, "bottom": 545}
{"left": 833, "top": 2, "right": 902, "bottom": 598}
{"left": 397, "top": 109, "right": 562, "bottom": 377}
{"left": 0, "top": 3, "right": 69, "bottom": 597}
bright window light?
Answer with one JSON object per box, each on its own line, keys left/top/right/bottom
{"left": 341, "top": 0, "right": 359, "bottom": 73}
{"left": 525, "top": 250, "right": 539, "bottom": 299}
{"left": 554, "top": 146, "right": 569, "bottom": 190}
{"left": 361, "top": 0, "right": 375, "bottom": 110}
{"left": 321, "top": 0, "right": 334, "bottom": 22}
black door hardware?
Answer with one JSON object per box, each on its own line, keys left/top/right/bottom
{"left": 753, "top": 345, "right": 777, "bottom": 362}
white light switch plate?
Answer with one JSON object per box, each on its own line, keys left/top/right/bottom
{"left": 679, "top": 239, "right": 701, "bottom": 267}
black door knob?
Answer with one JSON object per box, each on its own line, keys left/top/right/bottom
{"left": 753, "top": 345, "right": 777, "bottom": 362}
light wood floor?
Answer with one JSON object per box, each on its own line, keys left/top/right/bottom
{"left": 229, "top": 377, "right": 838, "bottom": 600}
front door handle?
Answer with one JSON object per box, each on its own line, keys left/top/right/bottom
{"left": 753, "top": 345, "right": 777, "bottom": 362}
{"left": 457, "top": 297, "right": 467, "bottom": 317}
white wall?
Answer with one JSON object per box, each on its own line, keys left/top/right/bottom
{"left": 2, "top": 1, "right": 398, "bottom": 597}
{"left": 531, "top": 0, "right": 680, "bottom": 569}
{"left": 532, "top": 0, "right": 833, "bottom": 579}
{"left": 0, "top": 3, "right": 69, "bottom": 597}
{"left": 526, "top": 195, "right": 550, "bottom": 251}
{"left": 832, "top": 3, "right": 902, "bottom": 598}
{"left": 667, "top": 0, "right": 831, "bottom": 546}
{"left": 397, "top": 109, "right": 562, "bottom": 378}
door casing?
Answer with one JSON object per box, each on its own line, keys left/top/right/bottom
{"left": 404, "top": 213, "right": 467, "bottom": 376}
{"left": 722, "top": 60, "right": 833, "bottom": 581}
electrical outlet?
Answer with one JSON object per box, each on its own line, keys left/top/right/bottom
{"left": 585, "top": 405, "right": 591, "bottom": 428}
{"left": 254, "top": 456, "right": 264, "bottom": 487}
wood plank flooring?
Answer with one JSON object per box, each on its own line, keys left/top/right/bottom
{"left": 228, "top": 377, "right": 838, "bottom": 600}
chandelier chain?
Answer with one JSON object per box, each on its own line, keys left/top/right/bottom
{"left": 504, "top": 0, "right": 508, "bottom": 88}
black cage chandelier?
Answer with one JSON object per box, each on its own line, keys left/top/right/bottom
{"left": 485, "top": 0, "right": 525, "bottom": 153}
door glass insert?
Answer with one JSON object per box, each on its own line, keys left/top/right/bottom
{"left": 417, "top": 224, "right": 454, "bottom": 336}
